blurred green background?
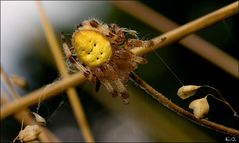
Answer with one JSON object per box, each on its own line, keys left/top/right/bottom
{"left": 1, "top": 0, "right": 238, "bottom": 142}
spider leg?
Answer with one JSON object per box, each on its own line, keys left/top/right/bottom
{"left": 126, "top": 39, "right": 154, "bottom": 49}
{"left": 131, "top": 55, "right": 148, "bottom": 65}
{"left": 112, "top": 79, "right": 129, "bottom": 104}
{"left": 102, "top": 80, "right": 118, "bottom": 98}
{"left": 95, "top": 78, "right": 101, "bottom": 92}
{"left": 102, "top": 63, "right": 129, "bottom": 104}
{"left": 61, "top": 32, "right": 90, "bottom": 77}
{"left": 92, "top": 67, "right": 118, "bottom": 97}
{"left": 125, "top": 39, "right": 154, "bottom": 65}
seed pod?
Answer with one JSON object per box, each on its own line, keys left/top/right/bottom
{"left": 177, "top": 85, "right": 201, "bottom": 99}
{"left": 189, "top": 96, "right": 209, "bottom": 119}
{"left": 32, "top": 112, "right": 46, "bottom": 126}
{"left": 18, "top": 125, "right": 41, "bottom": 142}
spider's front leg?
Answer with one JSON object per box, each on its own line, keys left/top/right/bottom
{"left": 61, "top": 32, "right": 91, "bottom": 77}
{"left": 125, "top": 39, "right": 154, "bottom": 65}
{"left": 125, "top": 39, "right": 155, "bottom": 50}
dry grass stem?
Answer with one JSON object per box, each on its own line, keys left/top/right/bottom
{"left": 36, "top": 1, "right": 94, "bottom": 142}
{"left": 112, "top": 1, "right": 238, "bottom": 78}
{"left": 0, "top": 72, "right": 85, "bottom": 119}
{"left": 130, "top": 73, "right": 239, "bottom": 136}
{"left": 1, "top": 2, "right": 238, "bottom": 137}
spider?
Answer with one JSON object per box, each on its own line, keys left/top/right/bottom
{"left": 61, "top": 18, "right": 154, "bottom": 104}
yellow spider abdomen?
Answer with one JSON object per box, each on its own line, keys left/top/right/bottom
{"left": 73, "top": 30, "right": 112, "bottom": 67}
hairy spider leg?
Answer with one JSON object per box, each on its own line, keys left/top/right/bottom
{"left": 92, "top": 67, "right": 118, "bottom": 98}
{"left": 102, "top": 80, "right": 118, "bottom": 97}
{"left": 92, "top": 66, "right": 118, "bottom": 97}
{"left": 103, "top": 64, "right": 129, "bottom": 104}
{"left": 125, "top": 39, "right": 154, "bottom": 64}
{"left": 128, "top": 39, "right": 154, "bottom": 48}
{"left": 112, "top": 79, "right": 129, "bottom": 104}
{"left": 132, "top": 55, "right": 148, "bottom": 64}
{"left": 61, "top": 32, "right": 90, "bottom": 76}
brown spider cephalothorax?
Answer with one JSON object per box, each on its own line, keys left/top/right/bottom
{"left": 61, "top": 18, "right": 153, "bottom": 104}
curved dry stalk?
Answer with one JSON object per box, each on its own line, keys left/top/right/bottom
{"left": 36, "top": 1, "right": 94, "bottom": 142}
{"left": 112, "top": 1, "right": 238, "bottom": 78}
{"left": 1, "top": 69, "right": 60, "bottom": 142}
{"left": 1, "top": 2, "right": 238, "bottom": 136}
{"left": 129, "top": 72, "right": 239, "bottom": 136}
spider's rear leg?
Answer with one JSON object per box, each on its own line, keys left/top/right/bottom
{"left": 95, "top": 78, "right": 101, "bottom": 92}
{"left": 103, "top": 63, "right": 129, "bottom": 104}
{"left": 92, "top": 67, "right": 118, "bottom": 97}
{"left": 112, "top": 79, "right": 129, "bottom": 104}
{"left": 102, "top": 80, "right": 118, "bottom": 98}
{"left": 61, "top": 32, "right": 90, "bottom": 77}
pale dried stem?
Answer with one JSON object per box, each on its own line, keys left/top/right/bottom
{"left": 1, "top": 69, "right": 60, "bottom": 142}
{"left": 1, "top": 72, "right": 85, "bottom": 120}
{"left": 1, "top": 1, "right": 238, "bottom": 136}
{"left": 129, "top": 72, "right": 239, "bottom": 136}
{"left": 36, "top": 1, "right": 94, "bottom": 142}
{"left": 112, "top": 1, "right": 238, "bottom": 78}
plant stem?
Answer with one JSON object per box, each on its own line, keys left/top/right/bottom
{"left": 112, "top": 1, "right": 239, "bottom": 78}
{"left": 36, "top": 2, "right": 95, "bottom": 142}
{"left": 129, "top": 72, "right": 239, "bottom": 136}
{"left": 0, "top": 72, "right": 86, "bottom": 120}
